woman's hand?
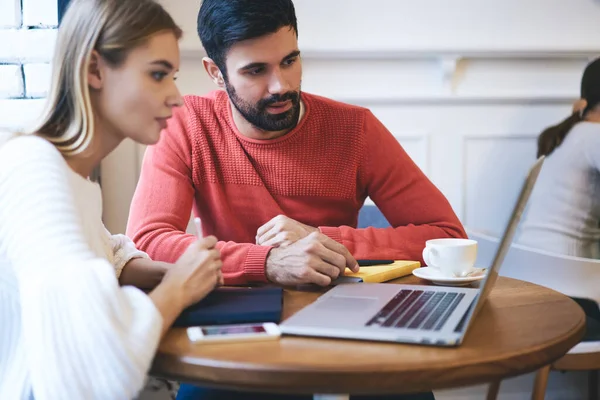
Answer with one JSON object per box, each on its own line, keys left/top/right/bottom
{"left": 166, "top": 236, "right": 223, "bottom": 307}
{"left": 149, "top": 236, "right": 223, "bottom": 337}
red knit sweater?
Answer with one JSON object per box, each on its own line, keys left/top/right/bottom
{"left": 127, "top": 90, "right": 466, "bottom": 284}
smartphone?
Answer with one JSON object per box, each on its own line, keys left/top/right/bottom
{"left": 187, "top": 322, "right": 281, "bottom": 344}
{"left": 357, "top": 259, "right": 394, "bottom": 266}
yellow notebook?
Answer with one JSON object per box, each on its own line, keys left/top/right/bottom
{"left": 343, "top": 260, "right": 421, "bottom": 283}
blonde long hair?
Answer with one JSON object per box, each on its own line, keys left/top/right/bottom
{"left": 27, "top": 0, "right": 182, "bottom": 156}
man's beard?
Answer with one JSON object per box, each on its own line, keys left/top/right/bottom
{"left": 225, "top": 81, "right": 301, "bottom": 132}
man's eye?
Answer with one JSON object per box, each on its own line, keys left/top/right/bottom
{"left": 248, "top": 67, "right": 264, "bottom": 76}
{"left": 283, "top": 57, "right": 297, "bottom": 66}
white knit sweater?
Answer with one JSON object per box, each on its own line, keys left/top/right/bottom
{"left": 518, "top": 122, "right": 600, "bottom": 258}
{"left": 0, "top": 135, "right": 163, "bottom": 400}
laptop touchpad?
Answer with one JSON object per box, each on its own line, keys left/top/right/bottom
{"left": 316, "top": 296, "right": 378, "bottom": 311}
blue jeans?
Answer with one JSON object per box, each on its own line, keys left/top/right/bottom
{"left": 176, "top": 384, "right": 435, "bottom": 400}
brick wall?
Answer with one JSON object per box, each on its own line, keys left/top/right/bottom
{"left": 0, "top": 0, "right": 57, "bottom": 131}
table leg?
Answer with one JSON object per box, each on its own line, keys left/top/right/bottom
{"left": 314, "top": 395, "right": 350, "bottom": 400}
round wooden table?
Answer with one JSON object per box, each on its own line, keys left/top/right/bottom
{"left": 151, "top": 276, "right": 585, "bottom": 396}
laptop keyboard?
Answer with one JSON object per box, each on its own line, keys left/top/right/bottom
{"left": 366, "top": 290, "right": 465, "bottom": 331}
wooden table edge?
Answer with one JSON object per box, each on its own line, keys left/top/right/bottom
{"left": 150, "top": 309, "right": 586, "bottom": 395}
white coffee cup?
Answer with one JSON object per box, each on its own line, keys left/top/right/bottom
{"left": 422, "top": 238, "right": 478, "bottom": 277}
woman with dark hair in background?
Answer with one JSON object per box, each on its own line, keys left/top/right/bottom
{"left": 519, "top": 58, "right": 600, "bottom": 258}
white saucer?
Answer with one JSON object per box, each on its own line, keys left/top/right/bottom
{"left": 412, "top": 267, "right": 486, "bottom": 287}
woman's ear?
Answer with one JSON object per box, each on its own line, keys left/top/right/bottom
{"left": 202, "top": 57, "right": 225, "bottom": 88}
{"left": 572, "top": 98, "right": 588, "bottom": 114}
{"left": 87, "top": 50, "right": 104, "bottom": 90}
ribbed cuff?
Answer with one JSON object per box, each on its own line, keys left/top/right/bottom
{"left": 319, "top": 226, "right": 343, "bottom": 244}
{"left": 244, "top": 245, "right": 272, "bottom": 283}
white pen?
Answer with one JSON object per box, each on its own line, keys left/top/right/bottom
{"left": 193, "top": 217, "right": 203, "bottom": 239}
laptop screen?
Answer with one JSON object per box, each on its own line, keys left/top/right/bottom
{"left": 460, "top": 156, "right": 545, "bottom": 332}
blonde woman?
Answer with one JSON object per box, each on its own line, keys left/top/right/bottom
{"left": 0, "top": 0, "right": 222, "bottom": 399}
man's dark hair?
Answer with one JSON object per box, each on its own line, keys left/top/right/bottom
{"left": 197, "top": 0, "right": 298, "bottom": 78}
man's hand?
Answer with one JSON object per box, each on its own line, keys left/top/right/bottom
{"left": 265, "top": 232, "right": 359, "bottom": 286}
{"left": 256, "top": 215, "right": 319, "bottom": 247}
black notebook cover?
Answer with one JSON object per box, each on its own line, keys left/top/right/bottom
{"left": 173, "top": 286, "right": 284, "bottom": 327}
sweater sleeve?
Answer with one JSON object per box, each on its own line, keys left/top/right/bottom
{"left": 0, "top": 136, "right": 162, "bottom": 400}
{"left": 127, "top": 104, "right": 269, "bottom": 285}
{"left": 319, "top": 110, "right": 467, "bottom": 263}
{"left": 106, "top": 228, "right": 150, "bottom": 278}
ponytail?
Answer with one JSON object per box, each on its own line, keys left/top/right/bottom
{"left": 536, "top": 112, "right": 582, "bottom": 158}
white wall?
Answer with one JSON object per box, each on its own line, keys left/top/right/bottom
{"left": 0, "top": 0, "right": 56, "bottom": 128}
{"left": 100, "top": 1, "right": 600, "bottom": 398}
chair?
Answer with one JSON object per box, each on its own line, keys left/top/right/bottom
{"left": 467, "top": 229, "right": 600, "bottom": 400}
{"left": 357, "top": 204, "right": 390, "bottom": 229}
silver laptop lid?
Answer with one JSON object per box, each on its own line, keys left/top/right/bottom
{"left": 460, "top": 156, "right": 545, "bottom": 332}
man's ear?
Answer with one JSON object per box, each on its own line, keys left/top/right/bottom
{"left": 203, "top": 57, "right": 225, "bottom": 88}
{"left": 87, "top": 50, "right": 104, "bottom": 90}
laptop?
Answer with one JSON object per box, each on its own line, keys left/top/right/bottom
{"left": 280, "top": 156, "right": 545, "bottom": 346}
